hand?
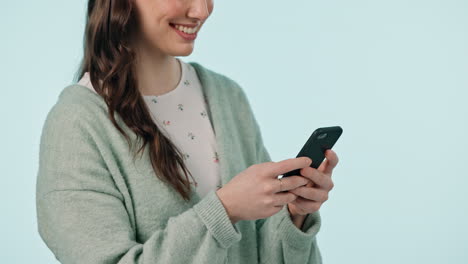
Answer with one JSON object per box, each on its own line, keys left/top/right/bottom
{"left": 216, "top": 157, "right": 313, "bottom": 224}
{"left": 287, "top": 149, "right": 339, "bottom": 217}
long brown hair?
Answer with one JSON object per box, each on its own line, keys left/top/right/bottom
{"left": 74, "top": 0, "right": 195, "bottom": 201}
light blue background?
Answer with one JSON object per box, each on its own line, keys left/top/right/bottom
{"left": 2, "top": 0, "right": 467, "bottom": 263}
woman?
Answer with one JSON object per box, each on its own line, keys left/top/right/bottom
{"left": 36, "top": 0, "right": 339, "bottom": 263}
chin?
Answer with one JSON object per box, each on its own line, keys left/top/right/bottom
{"left": 169, "top": 45, "right": 195, "bottom": 57}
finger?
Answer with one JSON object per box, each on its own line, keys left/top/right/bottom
{"left": 275, "top": 176, "right": 309, "bottom": 193}
{"left": 322, "top": 149, "right": 339, "bottom": 175}
{"left": 317, "top": 158, "right": 328, "bottom": 172}
{"left": 289, "top": 186, "right": 329, "bottom": 202}
{"left": 270, "top": 157, "right": 312, "bottom": 179}
{"left": 288, "top": 200, "right": 306, "bottom": 214}
{"left": 292, "top": 197, "right": 322, "bottom": 212}
{"left": 290, "top": 199, "right": 307, "bottom": 215}
{"left": 272, "top": 191, "right": 298, "bottom": 206}
{"left": 299, "top": 167, "right": 332, "bottom": 189}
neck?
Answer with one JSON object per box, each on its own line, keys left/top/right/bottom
{"left": 133, "top": 42, "right": 181, "bottom": 97}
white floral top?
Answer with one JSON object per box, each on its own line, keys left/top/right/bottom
{"left": 77, "top": 58, "right": 221, "bottom": 198}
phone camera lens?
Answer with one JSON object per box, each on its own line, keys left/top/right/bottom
{"left": 318, "top": 133, "right": 327, "bottom": 139}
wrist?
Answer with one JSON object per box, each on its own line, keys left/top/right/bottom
{"left": 287, "top": 203, "right": 307, "bottom": 230}
{"left": 216, "top": 189, "right": 239, "bottom": 224}
{"left": 287, "top": 203, "right": 299, "bottom": 217}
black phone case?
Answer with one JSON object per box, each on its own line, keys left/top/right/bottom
{"left": 281, "top": 126, "right": 343, "bottom": 177}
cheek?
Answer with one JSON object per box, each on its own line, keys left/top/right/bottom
{"left": 135, "top": 0, "right": 173, "bottom": 27}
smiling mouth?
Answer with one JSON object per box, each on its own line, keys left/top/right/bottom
{"left": 169, "top": 23, "right": 200, "bottom": 34}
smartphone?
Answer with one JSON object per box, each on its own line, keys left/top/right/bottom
{"left": 281, "top": 126, "right": 343, "bottom": 177}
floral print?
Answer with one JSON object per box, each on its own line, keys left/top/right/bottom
{"left": 187, "top": 132, "right": 195, "bottom": 140}
{"left": 142, "top": 59, "right": 221, "bottom": 199}
{"left": 200, "top": 110, "right": 207, "bottom": 118}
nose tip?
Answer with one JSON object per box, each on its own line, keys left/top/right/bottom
{"left": 188, "top": 0, "right": 210, "bottom": 21}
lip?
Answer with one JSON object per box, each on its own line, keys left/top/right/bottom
{"left": 170, "top": 23, "right": 199, "bottom": 28}
{"left": 170, "top": 23, "right": 198, "bottom": 41}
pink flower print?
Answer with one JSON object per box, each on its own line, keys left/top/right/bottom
{"left": 184, "top": 80, "right": 190, "bottom": 86}
{"left": 187, "top": 132, "right": 195, "bottom": 140}
{"left": 213, "top": 151, "right": 219, "bottom": 163}
{"left": 178, "top": 104, "right": 184, "bottom": 111}
{"left": 200, "top": 110, "right": 207, "bottom": 118}
{"left": 151, "top": 98, "right": 158, "bottom": 104}
{"left": 163, "top": 120, "right": 171, "bottom": 126}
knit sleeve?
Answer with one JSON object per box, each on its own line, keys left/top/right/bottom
{"left": 35, "top": 103, "right": 241, "bottom": 264}
{"left": 255, "top": 141, "right": 323, "bottom": 264}
{"left": 233, "top": 86, "right": 323, "bottom": 264}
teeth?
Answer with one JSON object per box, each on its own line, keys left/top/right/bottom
{"left": 173, "top": 24, "right": 199, "bottom": 34}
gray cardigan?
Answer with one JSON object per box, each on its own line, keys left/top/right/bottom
{"left": 36, "top": 61, "right": 323, "bottom": 264}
